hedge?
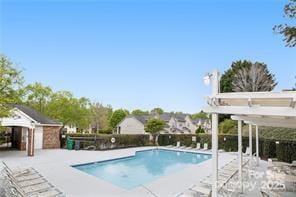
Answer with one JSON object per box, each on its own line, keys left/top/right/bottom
{"left": 275, "top": 140, "right": 296, "bottom": 163}
{"left": 64, "top": 134, "right": 151, "bottom": 150}
{"left": 63, "top": 133, "right": 296, "bottom": 163}
{"left": 158, "top": 134, "right": 296, "bottom": 163}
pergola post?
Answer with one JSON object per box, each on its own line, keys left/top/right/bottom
{"left": 238, "top": 120, "right": 243, "bottom": 193}
{"left": 27, "top": 128, "right": 35, "bottom": 157}
{"left": 249, "top": 124, "right": 252, "bottom": 165}
{"left": 211, "top": 69, "right": 219, "bottom": 197}
{"left": 211, "top": 113, "right": 218, "bottom": 197}
{"left": 256, "top": 125, "right": 259, "bottom": 166}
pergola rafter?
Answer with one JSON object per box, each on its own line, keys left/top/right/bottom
{"left": 204, "top": 105, "right": 296, "bottom": 117}
{"left": 231, "top": 115, "right": 296, "bottom": 129}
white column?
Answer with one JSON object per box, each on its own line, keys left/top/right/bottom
{"left": 238, "top": 120, "right": 243, "bottom": 193}
{"left": 211, "top": 113, "right": 218, "bottom": 197}
{"left": 249, "top": 124, "right": 252, "bottom": 165}
{"left": 256, "top": 125, "right": 259, "bottom": 166}
{"left": 211, "top": 69, "right": 219, "bottom": 197}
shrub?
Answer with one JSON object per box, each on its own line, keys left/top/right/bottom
{"left": 276, "top": 140, "right": 296, "bottom": 163}
{"left": 158, "top": 134, "right": 175, "bottom": 146}
{"left": 158, "top": 134, "right": 196, "bottom": 147}
{"left": 218, "top": 135, "right": 238, "bottom": 152}
{"left": 65, "top": 134, "right": 150, "bottom": 150}
{"left": 258, "top": 127, "right": 296, "bottom": 140}
{"left": 218, "top": 119, "right": 237, "bottom": 134}
{"left": 99, "top": 128, "right": 113, "bottom": 134}
{"left": 262, "top": 139, "right": 277, "bottom": 159}
{"left": 195, "top": 126, "right": 205, "bottom": 134}
{"left": 291, "top": 142, "right": 296, "bottom": 162}
{"left": 199, "top": 134, "right": 212, "bottom": 149}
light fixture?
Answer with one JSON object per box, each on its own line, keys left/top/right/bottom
{"left": 30, "top": 121, "right": 35, "bottom": 129}
{"left": 203, "top": 73, "right": 212, "bottom": 86}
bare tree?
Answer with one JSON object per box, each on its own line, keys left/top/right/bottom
{"left": 232, "top": 63, "right": 277, "bottom": 92}
{"left": 273, "top": 0, "right": 296, "bottom": 47}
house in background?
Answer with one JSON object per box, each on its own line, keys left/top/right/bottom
{"left": 64, "top": 123, "right": 99, "bottom": 134}
{"left": 116, "top": 113, "right": 211, "bottom": 135}
{"left": 64, "top": 125, "right": 77, "bottom": 133}
{"left": 168, "top": 114, "right": 211, "bottom": 134}
{"left": 0, "top": 105, "right": 62, "bottom": 155}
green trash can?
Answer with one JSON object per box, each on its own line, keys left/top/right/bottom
{"left": 66, "top": 138, "right": 74, "bottom": 150}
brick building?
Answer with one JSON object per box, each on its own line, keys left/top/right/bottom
{"left": 0, "top": 105, "right": 62, "bottom": 156}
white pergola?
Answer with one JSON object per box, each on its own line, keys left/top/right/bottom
{"left": 202, "top": 70, "right": 296, "bottom": 197}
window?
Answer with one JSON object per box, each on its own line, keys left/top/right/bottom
{"left": 118, "top": 126, "right": 121, "bottom": 134}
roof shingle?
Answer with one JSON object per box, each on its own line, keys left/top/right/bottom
{"left": 14, "top": 104, "right": 60, "bottom": 125}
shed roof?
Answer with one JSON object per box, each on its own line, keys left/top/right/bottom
{"left": 14, "top": 104, "right": 61, "bottom": 125}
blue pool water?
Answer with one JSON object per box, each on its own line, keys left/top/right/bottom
{"left": 73, "top": 149, "right": 211, "bottom": 189}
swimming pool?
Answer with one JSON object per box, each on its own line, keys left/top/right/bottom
{"left": 73, "top": 149, "right": 211, "bottom": 189}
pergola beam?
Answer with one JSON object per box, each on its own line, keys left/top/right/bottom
{"left": 231, "top": 115, "right": 296, "bottom": 129}
{"left": 212, "top": 91, "right": 296, "bottom": 99}
{"left": 250, "top": 122, "right": 296, "bottom": 128}
{"left": 237, "top": 119, "right": 296, "bottom": 129}
{"left": 204, "top": 106, "right": 296, "bottom": 117}
{"left": 257, "top": 122, "right": 296, "bottom": 129}
{"left": 231, "top": 115, "right": 296, "bottom": 124}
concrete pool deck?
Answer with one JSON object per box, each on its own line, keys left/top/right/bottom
{"left": 1, "top": 147, "right": 239, "bottom": 197}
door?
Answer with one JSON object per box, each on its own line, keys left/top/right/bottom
{"left": 34, "top": 126, "right": 43, "bottom": 149}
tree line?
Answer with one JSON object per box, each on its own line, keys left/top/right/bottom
{"left": 0, "top": 60, "right": 208, "bottom": 134}
{"left": 2, "top": 53, "right": 292, "bottom": 134}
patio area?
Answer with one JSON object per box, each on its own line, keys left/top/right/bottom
{"left": 0, "top": 147, "right": 281, "bottom": 197}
